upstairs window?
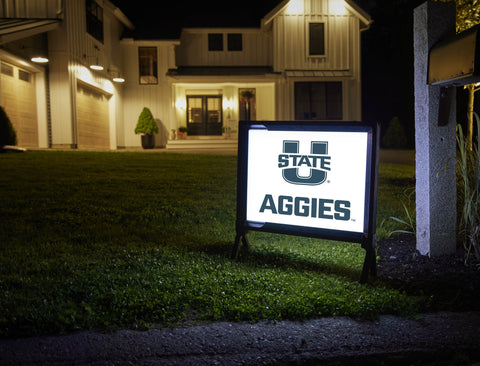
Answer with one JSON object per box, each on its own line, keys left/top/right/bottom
{"left": 208, "top": 33, "right": 243, "bottom": 51}
{"left": 227, "top": 33, "right": 243, "bottom": 51}
{"left": 86, "top": 0, "right": 103, "bottom": 43}
{"left": 208, "top": 33, "right": 223, "bottom": 51}
{"left": 309, "top": 22, "right": 325, "bottom": 56}
{"left": 138, "top": 47, "right": 158, "bottom": 84}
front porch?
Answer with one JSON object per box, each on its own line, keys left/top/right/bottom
{"left": 166, "top": 137, "right": 238, "bottom": 152}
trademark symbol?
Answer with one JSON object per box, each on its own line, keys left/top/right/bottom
{"left": 327, "top": 180, "right": 330, "bottom": 184}
{"left": 351, "top": 218, "right": 356, "bottom": 222}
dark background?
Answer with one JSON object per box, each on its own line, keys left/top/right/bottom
{"left": 111, "top": 0, "right": 478, "bottom": 147}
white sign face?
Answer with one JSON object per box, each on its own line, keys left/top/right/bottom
{"left": 246, "top": 129, "right": 369, "bottom": 233}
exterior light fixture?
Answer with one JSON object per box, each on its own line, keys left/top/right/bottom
{"left": 109, "top": 67, "right": 125, "bottom": 83}
{"left": 31, "top": 56, "right": 49, "bottom": 63}
{"left": 89, "top": 45, "right": 104, "bottom": 71}
{"left": 90, "top": 64, "right": 104, "bottom": 71}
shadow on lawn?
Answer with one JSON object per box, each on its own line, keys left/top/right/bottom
{"left": 194, "top": 239, "right": 363, "bottom": 282}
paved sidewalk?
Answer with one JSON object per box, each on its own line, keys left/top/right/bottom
{"left": 1, "top": 312, "right": 479, "bottom": 365}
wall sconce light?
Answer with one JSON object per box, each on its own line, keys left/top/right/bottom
{"left": 113, "top": 76, "right": 125, "bottom": 83}
{"left": 175, "top": 98, "right": 186, "bottom": 110}
{"left": 223, "top": 98, "right": 233, "bottom": 119}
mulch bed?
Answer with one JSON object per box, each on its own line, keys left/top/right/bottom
{"left": 376, "top": 234, "right": 480, "bottom": 311}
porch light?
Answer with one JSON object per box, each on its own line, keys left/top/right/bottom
{"left": 223, "top": 98, "right": 233, "bottom": 110}
{"left": 175, "top": 98, "right": 186, "bottom": 110}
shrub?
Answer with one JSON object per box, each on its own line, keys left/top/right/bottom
{"left": 0, "top": 106, "right": 17, "bottom": 146}
{"left": 382, "top": 116, "right": 407, "bottom": 149}
{"left": 134, "top": 107, "right": 158, "bottom": 135}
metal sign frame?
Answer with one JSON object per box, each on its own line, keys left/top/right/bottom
{"left": 232, "top": 120, "right": 380, "bottom": 283}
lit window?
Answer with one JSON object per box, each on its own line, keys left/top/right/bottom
{"left": 138, "top": 47, "right": 158, "bottom": 84}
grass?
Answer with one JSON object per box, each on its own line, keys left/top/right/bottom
{"left": 0, "top": 151, "right": 417, "bottom": 338}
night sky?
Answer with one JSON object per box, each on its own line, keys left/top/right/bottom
{"left": 111, "top": 0, "right": 466, "bottom": 146}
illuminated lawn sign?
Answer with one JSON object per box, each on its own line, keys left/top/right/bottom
{"left": 233, "top": 121, "right": 379, "bottom": 283}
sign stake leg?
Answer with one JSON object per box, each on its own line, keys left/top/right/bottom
{"left": 360, "top": 237, "right": 377, "bottom": 284}
{"left": 231, "top": 233, "right": 249, "bottom": 260}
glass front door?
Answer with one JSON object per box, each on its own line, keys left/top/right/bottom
{"left": 187, "top": 95, "right": 223, "bottom": 136}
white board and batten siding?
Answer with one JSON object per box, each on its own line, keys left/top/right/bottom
{"left": 120, "top": 39, "right": 178, "bottom": 148}
{"left": 266, "top": 0, "right": 367, "bottom": 121}
{"left": 176, "top": 28, "right": 273, "bottom": 67}
{"left": 48, "top": 0, "right": 129, "bottom": 149}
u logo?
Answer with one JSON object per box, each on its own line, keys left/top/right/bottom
{"left": 281, "top": 140, "right": 329, "bottom": 186}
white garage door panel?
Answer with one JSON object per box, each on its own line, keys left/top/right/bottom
{"left": 76, "top": 84, "right": 109, "bottom": 149}
{"left": 1, "top": 62, "right": 38, "bottom": 147}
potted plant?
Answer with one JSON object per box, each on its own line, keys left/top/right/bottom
{"left": 222, "top": 126, "right": 231, "bottom": 139}
{"left": 178, "top": 126, "right": 188, "bottom": 139}
{"left": 134, "top": 107, "right": 158, "bottom": 149}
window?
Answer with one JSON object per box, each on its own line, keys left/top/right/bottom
{"left": 1, "top": 62, "right": 14, "bottom": 77}
{"left": 18, "top": 69, "right": 32, "bottom": 83}
{"left": 86, "top": 0, "right": 103, "bottom": 43}
{"left": 138, "top": 47, "right": 158, "bottom": 84}
{"left": 208, "top": 33, "right": 223, "bottom": 51}
{"left": 228, "top": 33, "right": 242, "bottom": 51}
{"left": 295, "top": 82, "right": 342, "bottom": 120}
{"left": 309, "top": 23, "right": 325, "bottom": 56}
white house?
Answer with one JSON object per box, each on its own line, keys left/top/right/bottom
{"left": 0, "top": 0, "right": 371, "bottom": 150}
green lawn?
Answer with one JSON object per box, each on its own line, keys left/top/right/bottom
{"left": 0, "top": 151, "right": 417, "bottom": 338}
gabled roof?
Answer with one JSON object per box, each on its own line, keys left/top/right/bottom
{"left": 262, "top": 0, "right": 372, "bottom": 30}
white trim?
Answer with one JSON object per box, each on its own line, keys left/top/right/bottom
{"left": 0, "top": 19, "right": 60, "bottom": 45}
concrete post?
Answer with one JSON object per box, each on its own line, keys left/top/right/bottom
{"left": 414, "top": 1, "right": 457, "bottom": 256}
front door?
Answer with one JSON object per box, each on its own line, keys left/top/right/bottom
{"left": 187, "top": 95, "right": 223, "bottom": 136}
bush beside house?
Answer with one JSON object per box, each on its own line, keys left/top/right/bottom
{"left": 382, "top": 116, "right": 408, "bottom": 149}
{"left": 0, "top": 106, "right": 17, "bottom": 148}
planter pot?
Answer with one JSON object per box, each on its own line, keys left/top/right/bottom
{"left": 141, "top": 134, "right": 155, "bottom": 149}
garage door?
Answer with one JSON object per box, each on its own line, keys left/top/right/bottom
{"left": 0, "top": 61, "right": 38, "bottom": 148}
{"left": 76, "top": 83, "right": 110, "bottom": 149}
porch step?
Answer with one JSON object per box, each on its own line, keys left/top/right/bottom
{"left": 166, "top": 138, "right": 238, "bottom": 150}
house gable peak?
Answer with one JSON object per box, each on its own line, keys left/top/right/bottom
{"left": 262, "top": 0, "right": 372, "bottom": 30}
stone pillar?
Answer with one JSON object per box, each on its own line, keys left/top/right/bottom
{"left": 414, "top": 1, "right": 457, "bottom": 256}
